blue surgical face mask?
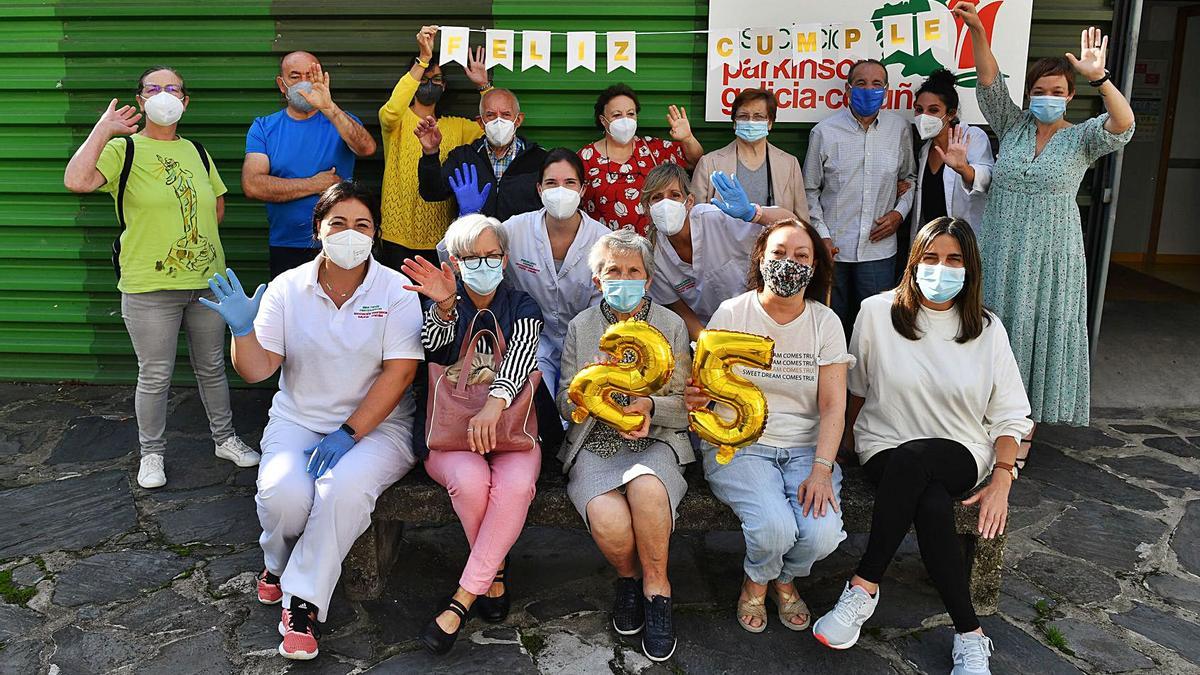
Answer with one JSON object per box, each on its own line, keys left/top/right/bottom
{"left": 916, "top": 263, "right": 966, "bottom": 304}
{"left": 1029, "top": 95, "right": 1068, "bottom": 124}
{"left": 457, "top": 261, "right": 504, "bottom": 295}
{"left": 286, "top": 81, "right": 315, "bottom": 113}
{"left": 734, "top": 120, "right": 770, "bottom": 142}
{"left": 601, "top": 279, "right": 646, "bottom": 313}
{"left": 849, "top": 86, "right": 887, "bottom": 117}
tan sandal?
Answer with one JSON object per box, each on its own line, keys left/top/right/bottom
{"left": 736, "top": 586, "right": 768, "bottom": 634}
{"left": 767, "top": 584, "right": 811, "bottom": 631}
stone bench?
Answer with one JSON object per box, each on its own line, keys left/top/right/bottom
{"left": 343, "top": 459, "right": 1004, "bottom": 614}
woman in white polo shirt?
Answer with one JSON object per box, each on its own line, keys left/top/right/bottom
{"left": 644, "top": 163, "right": 795, "bottom": 340}
{"left": 812, "top": 217, "right": 1032, "bottom": 675}
{"left": 201, "top": 181, "right": 425, "bottom": 662}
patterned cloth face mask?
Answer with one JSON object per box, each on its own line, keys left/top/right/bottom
{"left": 760, "top": 258, "right": 813, "bottom": 298}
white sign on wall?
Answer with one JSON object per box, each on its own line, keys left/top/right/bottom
{"left": 705, "top": 0, "right": 1034, "bottom": 123}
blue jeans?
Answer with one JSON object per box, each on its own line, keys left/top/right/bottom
{"left": 831, "top": 255, "right": 897, "bottom": 338}
{"left": 703, "top": 444, "right": 847, "bottom": 584}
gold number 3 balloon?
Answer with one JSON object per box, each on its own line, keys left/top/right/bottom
{"left": 568, "top": 320, "right": 675, "bottom": 433}
{"left": 689, "top": 329, "right": 775, "bottom": 465}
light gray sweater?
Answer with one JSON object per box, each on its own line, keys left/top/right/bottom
{"left": 555, "top": 303, "right": 695, "bottom": 472}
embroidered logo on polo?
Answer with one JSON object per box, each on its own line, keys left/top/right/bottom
{"left": 353, "top": 304, "right": 388, "bottom": 319}
{"left": 515, "top": 258, "right": 540, "bottom": 275}
{"left": 673, "top": 279, "right": 697, "bottom": 294}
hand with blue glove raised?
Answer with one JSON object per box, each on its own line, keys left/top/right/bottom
{"left": 198, "top": 268, "right": 266, "bottom": 337}
{"left": 710, "top": 171, "right": 757, "bottom": 222}
{"left": 304, "top": 427, "right": 357, "bottom": 478}
{"left": 448, "top": 163, "right": 493, "bottom": 216}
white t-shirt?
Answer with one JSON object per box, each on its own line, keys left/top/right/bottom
{"left": 707, "top": 291, "right": 854, "bottom": 448}
{"left": 650, "top": 203, "right": 762, "bottom": 325}
{"left": 849, "top": 292, "right": 1033, "bottom": 486}
{"left": 254, "top": 255, "right": 425, "bottom": 446}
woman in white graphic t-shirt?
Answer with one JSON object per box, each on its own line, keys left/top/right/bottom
{"left": 685, "top": 218, "right": 852, "bottom": 634}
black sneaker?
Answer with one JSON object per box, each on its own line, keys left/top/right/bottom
{"left": 612, "top": 577, "right": 645, "bottom": 635}
{"left": 642, "top": 595, "right": 677, "bottom": 662}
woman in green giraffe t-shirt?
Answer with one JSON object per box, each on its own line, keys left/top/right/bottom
{"left": 64, "top": 65, "right": 258, "bottom": 489}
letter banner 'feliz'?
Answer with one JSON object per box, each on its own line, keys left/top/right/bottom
{"left": 704, "top": 0, "right": 1033, "bottom": 123}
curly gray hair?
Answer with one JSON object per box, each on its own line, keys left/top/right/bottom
{"left": 588, "top": 228, "right": 655, "bottom": 279}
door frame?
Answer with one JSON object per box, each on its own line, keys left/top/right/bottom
{"left": 1145, "top": 3, "right": 1200, "bottom": 263}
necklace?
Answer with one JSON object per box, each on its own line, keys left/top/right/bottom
{"left": 322, "top": 281, "right": 351, "bottom": 299}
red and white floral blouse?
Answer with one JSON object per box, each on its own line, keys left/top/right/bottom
{"left": 578, "top": 136, "right": 686, "bottom": 235}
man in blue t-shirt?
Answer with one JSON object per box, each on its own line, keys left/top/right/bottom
{"left": 243, "top": 51, "right": 377, "bottom": 277}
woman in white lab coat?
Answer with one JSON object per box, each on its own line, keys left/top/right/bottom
{"left": 909, "top": 69, "right": 994, "bottom": 244}
{"left": 644, "top": 163, "right": 796, "bottom": 340}
{"left": 441, "top": 148, "right": 610, "bottom": 394}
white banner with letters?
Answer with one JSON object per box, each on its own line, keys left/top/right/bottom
{"left": 704, "top": 0, "right": 1033, "bottom": 123}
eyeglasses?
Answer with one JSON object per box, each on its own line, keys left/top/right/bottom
{"left": 734, "top": 113, "right": 770, "bottom": 122}
{"left": 420, "top": 76, "right": 444, "bottom": 85}
{"left": 459, "top": 255, "right": 504, "bottom": 270}
{"left": 140, "top": 84, "right": 185, "bottom": 98}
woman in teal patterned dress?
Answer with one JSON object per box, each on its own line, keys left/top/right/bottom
{"left": 956, "top": 3, "right": 1134, "bottom": 442}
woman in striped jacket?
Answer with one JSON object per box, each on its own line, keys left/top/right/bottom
{"left": 400, "top": 213, "right": 553, "bottom": 655}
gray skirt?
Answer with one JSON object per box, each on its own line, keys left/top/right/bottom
{"left": 567, "top": 441, "right": 688, "bottom": 529}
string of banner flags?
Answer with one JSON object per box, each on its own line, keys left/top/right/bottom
{"left": 436, "top": 23, "right": 907, "bottom": 74}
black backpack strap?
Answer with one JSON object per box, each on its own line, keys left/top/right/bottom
{"left": 190, "top": 139, "right": 211, "bottom": 174}
{"left": 112, "top": 136, "right": 135, "bottom": 278}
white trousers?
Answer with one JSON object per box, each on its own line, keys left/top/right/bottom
{"left": 256, "top": 416, "right": 416, "bottom": 622}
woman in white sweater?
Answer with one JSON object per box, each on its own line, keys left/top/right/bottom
{"left": 812, "top": 217, "right": 1032, "bottom": 675}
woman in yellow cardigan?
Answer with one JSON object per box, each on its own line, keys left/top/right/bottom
{"left": 378, "top": 25, "right": 491, "bottom": 267}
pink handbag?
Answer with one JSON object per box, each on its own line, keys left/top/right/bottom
{"left": 425, "top": 309, "right": 541, "bottom": 452}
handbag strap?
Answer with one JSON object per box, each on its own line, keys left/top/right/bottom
{"left": 456, "top": 307, "right": 509, "bottom": 361}
{"left": 454, "top": 327, "right": 501, "bottom": 394}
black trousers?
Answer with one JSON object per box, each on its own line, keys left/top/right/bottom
{"left": 269, "top": 246, "right": 321, "bottom": 279}
{"left": 856, "top": 438, "right": 981, "bottom": 633}
{"left": 377, "top": 240, "right": 438, "bottom": 272}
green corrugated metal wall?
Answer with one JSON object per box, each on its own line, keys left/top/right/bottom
{"left": 0, "top": 0, "right": 1115, "bottom": 385}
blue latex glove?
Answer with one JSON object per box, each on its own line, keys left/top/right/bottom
{"left": 198, "top": 268, "right": 266, "bottom": 337}
{"left": 710, "top": 171, "right": 756, "bottom": 222}
{"left": 448, "top": 163, "right": 493, "bottom": 216}
{"left": 304, "top": 428, "right": 357, "bottom": 478}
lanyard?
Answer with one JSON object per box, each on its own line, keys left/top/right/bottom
{"left": 736, "top": 144, "right": 775, "bottom": 206}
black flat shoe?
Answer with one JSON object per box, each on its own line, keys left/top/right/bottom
{"left": 419, "top": 598, "right": 469, "bottom": 655}
{"left": 476, "top": 558, "right": 511, "bottom": 624}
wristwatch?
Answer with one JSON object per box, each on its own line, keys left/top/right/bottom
{"left": 1089, "top": 70, "right": 1111, "bottom": 88}
{"left": 340, "top": 422, "right": 358, "bottom": 439}
{"left": 994, "top": 461, "right": 1018, "bottom": 481}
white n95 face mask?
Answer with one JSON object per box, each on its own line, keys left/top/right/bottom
{"left": 322, "top": 229, "right": 373, "bottom": 270}
{"left": 143, "top": 92, "right": 185, "bottom": 126}
{"left": 484, "top": 118, "right": 516, "bottom": 147}
{"left": 541, "top": 186, "right": 582, "bottom": 219}
{"left": 606, "top": 117, "right": 638, "bottom": 145}
{"left": 650, "top": 198, "right": 687, "bottom": 236}
{"left": 912, "top": 113, "right": 946, "bottom": 141}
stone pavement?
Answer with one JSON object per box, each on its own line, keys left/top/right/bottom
{"left": 1, "top": 382, "right": 1198, "bottom": 674}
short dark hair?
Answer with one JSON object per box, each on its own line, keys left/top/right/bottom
{"left": 540, "top": 147, "right": 586, "bottom": 183}
{"left": 847, "top": 59, "right": 888, "bottom": 85}
{"left": 916, "top": 68, "right": 959, "bottom": 114}
{"left": 311, "top": 181, "right": 383, "bottom": 248}
{"left": 747, "top": 218, "right": 833, "bottom": 303}
{"left": 136, "top": 65, "right": 187, "bottom": 97}
{"left": 593, "top": 83, "right": 640, "bottom": 129}
{"left": 1025, "top": 57, "right": 1076, "bottom": 96}
{"left": 730, "top": 88, "right": 778, "bottom": 122}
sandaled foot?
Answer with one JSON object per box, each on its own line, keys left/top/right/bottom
{"left": 736, "top": 581, "right": 768, "bottom": 633}
{"left": 1016, "top": 439, "right": 1031, "bottom": 470}
{"left": 768, "top": 582, "right": 811, "bottom": 631}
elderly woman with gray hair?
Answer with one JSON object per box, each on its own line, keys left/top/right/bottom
{"left": 555, "top": 229, "right": 692, "bottom": 662}
{"left": 400, "top": 213, "right": 557, "bottom": 656}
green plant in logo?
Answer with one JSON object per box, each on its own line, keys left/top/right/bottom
{"left": 871, "top": 0, "right": 1006, "bottom": 87}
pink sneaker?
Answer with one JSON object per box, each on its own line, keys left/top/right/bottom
{"left": 278, "top": 600, "right": 321, "bottom": 660}
{"left": 257, "top": 569, "right": 282, "bottom": 605}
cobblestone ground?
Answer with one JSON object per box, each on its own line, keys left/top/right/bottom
{"left": 1, "top": 383, "right": 1198, "bottom": 674}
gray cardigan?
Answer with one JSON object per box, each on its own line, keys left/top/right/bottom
{"left": 555, "top": 303, "right": 695, "bottom": 472}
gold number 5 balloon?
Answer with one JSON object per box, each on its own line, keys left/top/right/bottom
{"left": 689, "top": 329, "right": 775, "bottom": 465}
{"left": 568, "top": 320, "right": 675, "bottom": 433}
